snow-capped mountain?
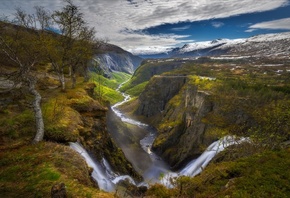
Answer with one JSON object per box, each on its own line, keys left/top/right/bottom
{"left": 169, "top": 32, "right": 290, "bottom": 58}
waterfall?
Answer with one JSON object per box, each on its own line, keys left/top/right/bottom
{"left": 160, "top": 136, "right": 248, "bottom": 188}
{"left": 179, "top": 136, "right": 248, "bottom": 177}
{"left": 69, "top": 142, "right": 115, "bottom": 192}
{"left": 69, "top": 142, "right": 136, "bottom": 192}
{"left": 70, "top": 137, "right": 246, "bottom": 191}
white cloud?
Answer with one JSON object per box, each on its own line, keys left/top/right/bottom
{"left": 247, "top": 17, "right": 290, "bottom": 32}
{"left": 0, "top": 0, "right": 289, "bottom": 54}
{"left": 245, "top": 29, "right": 257, "bottom": 33}
{"left": 171, "top": 25, "right": 191, "bottom": 31}
{"left": 211, "top": 22, "right": 224, "bottom": 28}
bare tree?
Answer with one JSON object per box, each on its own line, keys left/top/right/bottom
{"left": 0, "top": 7, "right": 51, "bottom": 143}
{"left": 47, "top": 0, "right": 95, "bottom": 89}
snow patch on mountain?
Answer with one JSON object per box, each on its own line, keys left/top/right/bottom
{"left": 179, "top": 39, "right": 229, "bottom": 53}
{"left": 173, "top": 32, "right": 290, "bottom": 57}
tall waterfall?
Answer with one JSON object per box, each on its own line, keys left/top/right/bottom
{"left": 69, "top": 142, "right": 115, "bottom": 192}
{"left": 70, "top": 142, "right": 136, "bottom": 192}
{"left": 160, "top": 136, "right": 248, "bottom": 187}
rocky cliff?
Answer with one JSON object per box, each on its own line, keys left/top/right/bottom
{"left": 134, "top": 76, "right": 214, "bottom": 168}
{"left": 93, "top": 43, "right": 143, "bottom": 77}
{"left": 136, "top": 76, "right": 187, "bottom": 118}
{"left": 133, "top": 75, "right": 253, "bottom": 169}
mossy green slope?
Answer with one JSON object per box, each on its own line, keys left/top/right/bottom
{"left": 0, "top": 142, "right": 113, "bottom": 198}
{"left": 91, "top": 72, "right": 131, "bottom": 104}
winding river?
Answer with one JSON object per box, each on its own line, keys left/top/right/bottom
{"left": 70, "top": 80, "right": 247, "bottom": 192}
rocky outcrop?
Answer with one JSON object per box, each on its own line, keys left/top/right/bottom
{"left": 51, "top": 183, "right": 67, "bottom": 198}
{"left": 127, "top": 60, "right": 185, "bottom": 89}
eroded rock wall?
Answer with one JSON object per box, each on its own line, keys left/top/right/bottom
{"left": 136, "top": 76, "right": 187, "bottom": 118}
{"left": 134, "top": 76, "right": 216, "bottom": 169}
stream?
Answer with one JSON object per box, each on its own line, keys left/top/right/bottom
{"left": 70, "top": 80, "right": 247, "bottom": 192}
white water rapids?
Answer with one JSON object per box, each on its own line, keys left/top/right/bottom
{"left": 70, "top": 79, "right": 247, "bottom": 192}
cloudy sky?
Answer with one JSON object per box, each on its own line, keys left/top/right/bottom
{"left": 1, "top": 0, "right": 290, "bottom": 55}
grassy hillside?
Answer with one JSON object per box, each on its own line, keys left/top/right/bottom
{"left": 0, "top": 66, "right": 134, "bottom": 197}
{"left": 120, "top": 59, "right": 184, "bottom": 96}
{"left": 91, "top": 72, "right": 131, "bottom": 104}
{"left": 0, "top": 76, "right": 115, "bottom": 197}
{"left": 0, "top": 142, "right": 113, "bottom": 198}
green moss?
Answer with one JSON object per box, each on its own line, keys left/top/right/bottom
{"left": 0, "top": 109, "right": 35, "bottom": 140}
{"left": 43, "top": 102, "right": 82, "bottom": 142}
{"left": 146, "top": 183, "right": 171, "bottom": 198}
{"left": 188, "top": 75, "right": 219, "bottom": 91}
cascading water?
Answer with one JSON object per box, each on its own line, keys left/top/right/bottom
{"left": 70, "top": 77, "right": 247, "bottom": 192}
{"left": 70, "top": 142, "right": 137, "bottom": 192}
{"left": 69, "top": 142, "right": 116, "bottom": 192}
{"left": 159, "top": 136, "right": 248, "bottom": 187}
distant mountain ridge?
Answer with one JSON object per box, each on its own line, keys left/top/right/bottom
{"left": 140, "top": 32, "right": 290, "bottom": 59}
{"left": 93, "top": 43, "right": 143, "bottom": 77}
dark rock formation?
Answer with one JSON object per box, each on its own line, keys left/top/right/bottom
{"left": 51, "top": 183, "right": 67, "bottom": 198}
{"left": 136, "top": 76, "right": 187, "bottom": 117}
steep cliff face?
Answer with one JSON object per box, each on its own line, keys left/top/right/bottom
{"left": 133, "top": 74, "right": 259, "bottom": 169}
{"left": 136, "top": 76, "right": 187, "bottom": 118}
{"left": 154, "top": 85, "right": 216, "bottom": 169}
{"left": 133, "top": 76, "right": 234, "bottom": 169}
{"left": 93, "top": 43, "right": 143, "bottom": 76}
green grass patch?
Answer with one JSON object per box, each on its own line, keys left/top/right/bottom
{"left": 125, "top": 81, "right": 149, "bottom": 97}
{"left": 95, "top": 84, "right": 124, "bottom": 104}
{"left": 91, "top": 72, "right": 132, "bottom": 104}
{"left": 91, "top": 72, "right": 131, "bottom": 90}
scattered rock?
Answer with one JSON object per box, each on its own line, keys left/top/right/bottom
{"left": 51, "top": 183, "right": 67, "bottom": 198}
